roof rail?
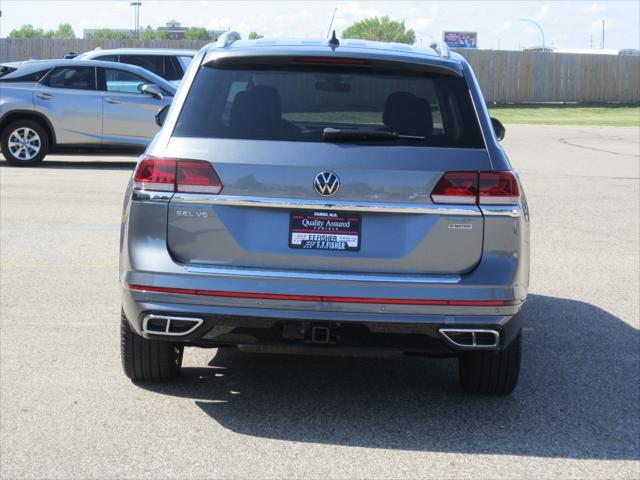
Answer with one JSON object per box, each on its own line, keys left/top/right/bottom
{"left": 429, "top": 40, "right": 451, "bottom": 58}
{"left": 215, "top": 31, "right": 241, "bottom": 48}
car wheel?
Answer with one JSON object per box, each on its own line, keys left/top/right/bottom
{"left": 120, "top": 309, "right": 183, "bottom": 382}
{"left": 458, "top": 330, "right": 522, "bottom": 395}
{"left": 1, "top": 120, "right": 50, "bottom": 166}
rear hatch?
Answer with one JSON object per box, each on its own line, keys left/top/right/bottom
{"left": 160, "top": 55, "right": 490, "bottom": 275}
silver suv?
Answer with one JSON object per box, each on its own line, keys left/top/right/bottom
{"left": 120, "top": 34, "right": 530, "bottom": 395}
{"left": 0, "top": 59, "right": 176, "bottom": 165}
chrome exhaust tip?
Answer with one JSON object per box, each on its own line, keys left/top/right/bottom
{"left": 142, "top": 314, "right": 203, "bottom": 336}
{"left": 439, "top": 328, "right": 500, "bottom": 348}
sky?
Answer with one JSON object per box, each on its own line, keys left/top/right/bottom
{"left": 0, "top": 0, "right": 638, "bottom": 50}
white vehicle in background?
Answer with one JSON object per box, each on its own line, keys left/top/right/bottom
{"left": 73, "top": 48, "right": 197, "bottom": 84}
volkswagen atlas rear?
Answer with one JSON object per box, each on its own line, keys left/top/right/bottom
{"left": 120, "top": 34, "right": 530, "bottom": 395}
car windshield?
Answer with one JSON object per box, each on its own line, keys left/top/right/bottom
{"left": 173, "top": 64, "right": 484, "bottom": 148}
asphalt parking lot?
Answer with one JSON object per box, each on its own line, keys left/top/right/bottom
{"left": 1, "top": 125, "right": 638, "bottom": 479}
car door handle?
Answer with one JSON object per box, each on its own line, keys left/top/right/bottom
{"left": 104, "top": 97, "right": 121, "bottom": 104}
{"left": 37, "top": 93, "right": 53, "bottom": 100}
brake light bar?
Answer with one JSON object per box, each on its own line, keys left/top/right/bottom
{"left": 294, "top": 56, "right": 370, "bottom": 65}
{"left": 431, "top": 171, "right": 520, "bottom": 206}
{"left": 127, "top": 284, "right": 516, "bottom": 306}
{"left": 133, "top": 156, "right": 223, "bottom": 194}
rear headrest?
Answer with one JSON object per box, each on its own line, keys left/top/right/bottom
{"left": 229, "top": 85, "right": 283, "bottom": 135}
{"left": 251, "top": 85, "right": 282, "bottom": 119}
{"left": 383, "top": 91, "right": 433, "bottom": 137}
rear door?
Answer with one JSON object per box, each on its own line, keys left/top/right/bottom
{"left": 164, "top": 60, "right": 488, "bottom": 275}
{"left": 100, "top": 67, "right": 171, "bottom": 146}
{"left": 34, "top": 66, "right": 101, "bottom": 145}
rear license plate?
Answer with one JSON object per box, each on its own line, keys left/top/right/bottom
{"left": 289, "top": 210, "right": 361, "bottom": 251}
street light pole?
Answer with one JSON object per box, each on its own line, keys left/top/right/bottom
{"left": 519, "top": 18, "right": 545, "bottom": 50}
{"left": 130, "top": 2, "right": 142, "bottom": 38}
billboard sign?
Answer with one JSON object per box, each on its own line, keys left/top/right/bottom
{"left": 443, "top": 31, "right": 477, "bottom": 48}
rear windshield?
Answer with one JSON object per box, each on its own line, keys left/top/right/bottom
{"left": 173, "top": 64, "right": 484, "bottom": 148}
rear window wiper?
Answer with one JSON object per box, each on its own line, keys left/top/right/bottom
{"left": 322, "top": 127, "right": 425, "bottom": 142}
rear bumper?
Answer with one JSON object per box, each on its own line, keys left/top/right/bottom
{"left": 122, "top": 286, "right": 524, "bottom": 354}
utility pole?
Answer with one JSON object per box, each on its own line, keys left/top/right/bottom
{"left": 601, "top": 19, "right": 605, "bottom": 48}
{"left": 130, "top": 2, "right": 142, "bottom": 38}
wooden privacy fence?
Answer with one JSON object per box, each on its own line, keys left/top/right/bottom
{"left": 1, "top": 39, "right": 639, "bottom": 103}
{"left": 455, "top": 49, "right": 640, "bottom": 104}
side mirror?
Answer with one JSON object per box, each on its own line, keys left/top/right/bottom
{"left": 490, "top": 117, "right": 505, "bottom": 141}
{"left": 155, "top": 105, "right": 170, "bottom": 127}
{"left": 141, "top": 83, "right": 164, "bottom": 100}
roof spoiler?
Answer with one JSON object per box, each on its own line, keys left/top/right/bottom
{"left": 429, "top": 40, "right": 451, "bottom": 59}
{"left": 215, "top": 31, "right": 241, "bottom": 48}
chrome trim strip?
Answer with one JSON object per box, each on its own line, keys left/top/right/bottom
{"left": 142, "top": 314, "right": 203, "bottom": 336}
{"left": 480, "top": 205, "right": 522, "bottom": 217}
{"left": 171, "top": 193, "right": 482, "bottom": 216}
{"left": 439, "top": 328, "right": 500, "bottom": 348}
{"left": 184, "top": 264, "right": 462, "bottom": 284}
{"left": 132, "top": 190, "right": 173, "bottom": 202}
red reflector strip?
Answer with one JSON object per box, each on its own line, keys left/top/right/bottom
{"left": 127, "top": 285, "right": 515, "bottom": 306}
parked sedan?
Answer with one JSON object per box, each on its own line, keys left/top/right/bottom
{"left": 73, "top": 48, "right": 197, "bottom": 84}
{"left": 0, "top": 59, "right": 176, "bottom": 166}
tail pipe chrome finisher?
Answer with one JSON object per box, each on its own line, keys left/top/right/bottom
{"left": 439, "top": 328, "right": 500, "bottom": 348}
{"left": 142, "top": 314, "right": 203, "bottom": 336}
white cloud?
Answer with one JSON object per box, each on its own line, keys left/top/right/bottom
{"left": 207, "top": 17, "right": 234, "bottom": 30}
{"left": 341, "top": 2, "right": 383, "bottom": 19}
{"left": 499, "top": 20, "right": 512, "bottom": 32}
{"left": 581, "top": 3, "right": 607, "bottom": 14}
{"left": 534, "top": 5, "right": 552, "bottom": 20}
{"left": 410, "top": 17, "right": 435, "bottom": 30}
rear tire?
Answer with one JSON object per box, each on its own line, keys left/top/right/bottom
{"left": 120, "top": 310, "right": 183, "bottom": 382}
{"left": 1, "top": 120, "right": 49, "bottom": 166}
{"left": 458, "top": 330, "right": 522, "bottom": 395}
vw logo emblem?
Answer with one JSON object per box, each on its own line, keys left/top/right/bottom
{"left": 314, "top": 171, "right": 340, "bottom": 196}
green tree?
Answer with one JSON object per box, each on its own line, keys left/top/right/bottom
{"left": 55, "top": 23, "right": 75, "bottom": 39}
{"left": 140, "top": 26, "right": 156, "bottom": 41}
{"left": 155, "top": 28, "right": 168, "bottom": 40}
{"left": 90, "top": 29, "right": 133, "bottom": 40}
{"left": 184, "top": 27, "right": 210, "bottom": 41}
{"left": 9, "top": 24, "right": 45, "bottom": 39}
{"left": 342, "top": 16, "right": 415, "bottom": 44}
{"left": 9, "top": 23, "right": 76, "bottom": 39}
{"left": 248, "top": 31, "right": 264, "bottom": 40}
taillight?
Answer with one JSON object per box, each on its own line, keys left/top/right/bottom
{"left": 176, "top": 161, "right": 223, "bottom": 194}
{"left": 133, "top": 157, "right": 176, "bottom": 192}
{"left": 431, "top": 171, "right": 519, "bottom": 205}
{"left": 430, "top": 171, "right": 478, "bottom": 204}
{"left": 478, "top": 172, "right": 520, "bottom": 205}
{"left": 133, "top": 156, "right": 223, "bottom": 194}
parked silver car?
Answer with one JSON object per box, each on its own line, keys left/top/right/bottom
{"left": 74, "top": 48, "right": 197, "bottom": 84}
{"left": 120, "top": 34, "right": 530, "bottom": 395}
{"left": 0, "top": 59, "right": 176, "bottom": 165}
